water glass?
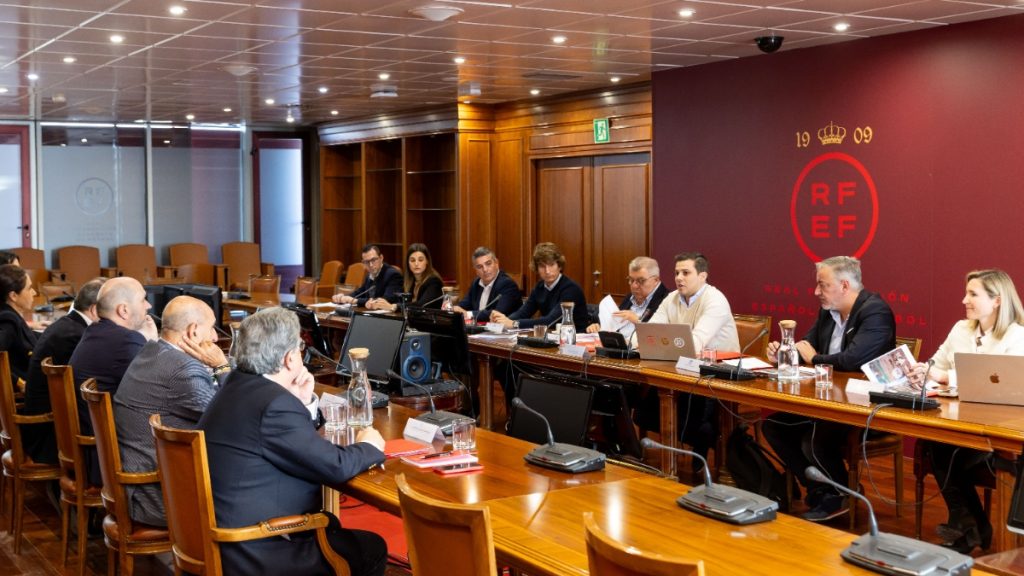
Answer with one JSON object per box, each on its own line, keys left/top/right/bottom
{"left": 533, "top": 325, "right": 548, "bottom": 338}
{"left": 323, "top": 401, "right": 348, "bottom": 433}
{"left": 814, "top": 364, "right": 834, "bottom": 389}
{"left": 701, "top": 347, "right": 717, "bottom": 365}
{"left": 452, "top": 418, "right": 477, "bottom": 451}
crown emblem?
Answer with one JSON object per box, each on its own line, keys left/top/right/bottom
{"left": 817, "top": 121, "right": 847, "bottom": 145}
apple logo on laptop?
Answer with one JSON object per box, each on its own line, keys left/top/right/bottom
{"left": 990, "top": 372, "right": 1000, "bottom": 384}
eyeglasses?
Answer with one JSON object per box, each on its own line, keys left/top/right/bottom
{"left": 296, "top": 340, "right": 306, "bottom": 352}
{"left": 361, "top": 255, "right": 381, "bottom": 266}
{"left": 626, "top": 276, "right": 651, "bottom": 286}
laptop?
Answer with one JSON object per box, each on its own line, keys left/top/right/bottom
{"left": 954, "top": 352, "right": 1024, "bottom": 406}
{"left": 634, "top": 323, "right": 697, "bottom": 361}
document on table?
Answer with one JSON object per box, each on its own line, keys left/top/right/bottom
{"left": 597, "top": 295, "right": 629, "bottom": 332}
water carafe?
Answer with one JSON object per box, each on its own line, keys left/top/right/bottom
{"left": 559, "top": 301, "right": 576, "bottom": 345}
{"left": 346, "top": 347, "right": 374, "bottom": 427}
{"left": 777, "top": 320, "right": 800, "bottom": 381}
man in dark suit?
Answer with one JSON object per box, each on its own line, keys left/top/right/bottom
{"left": 585, "top": 256, "right": 669, "bottom": 340}
{"left": 331, "top": 244, "right": 402, "bottom": 308}
{"left": 453, "top": 246, "right": 522, "bottom": 322}
{"left": 490, "top": 242, "right": 589, "bottom": 330}
{"left": 22, "top": 278, "right": 106, "bottom": 464}
{"left": 199, "top": 307, "right": 387, "bottom": 576}
{"left": 763, "top": 256, "right": 896, "bottom": 522}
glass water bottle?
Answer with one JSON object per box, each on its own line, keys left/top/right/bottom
{"left": 346, "top": 347, "right": 374, "bottom": 427}
{"left": 559, "top": 301, "right": 576, "bottom": 345}
{"left": 441, "top": 288, "right": 457, "bottom": 312}
{"left": 227, "top": 322, "right": 241, "bottom": 369}
{"left": 777, "top": 319, "right": 800, "bottom": 381}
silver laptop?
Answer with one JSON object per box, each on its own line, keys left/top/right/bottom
{"left": 635, "top": 323, "right": 697, "bottom": 361}
{"left": 954, "top": 352, "right": 1024, "bottom": 406}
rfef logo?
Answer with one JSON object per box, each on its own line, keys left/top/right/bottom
{"left": 790, "top": 152, "right": 878, "bottom": 262}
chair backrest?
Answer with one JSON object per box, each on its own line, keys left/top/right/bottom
{"left": 80, "top": 380, "right": 138, "bottom": 534}
{"left": 178, "top": 263, "right": 216, "bottom": 285}
{"left": 0, "top": 351, "right": 26, "bottom": 464}
{"left": 584, "top": 512, "right": 704, "bottom": 576}
{"left": 294, "top": 276, "right": 317, "bottom": 298}
{"left": 169, "top": 243, "right": 210, "bottom": 266}
{"left": 150, "top": 414, "right": 220, "bottom": 575}
{"left": 733, "top": 313, "right": 772, "bottom": 358}
{"left": 56, "top": 245, "right": 101, "bottom": 292}
{"left": 248, "top": 274, "right": 281, "bottom": 295}
{"left": 42, "top": 359, "right": 89, "bottom": 482}
{"left": 395, "top": 473, "right": 496, "bottom": 576}
{"left": 896, "top": 336, "right": 923, "bottom": 359}
{"left": 343, "top": 262, "right": 366, "bottom": 288}
{"left": 10, "top": 247, "right": 45, "bottom": 269}
{"left": 221, "top": 242, "right": 264, "bottom": 290}
{"left": 506, "top": 272, "right": 524, "bottom": 292}
{"left": 115, "top": 244, "right": 158, "bottom": 283}
{"left": 319, "top": 260, "right": 343, "bottom": 285}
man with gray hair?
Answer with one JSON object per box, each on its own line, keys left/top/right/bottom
{"left": 586, "top": 256, "right": 669, "bottom": 340}
{"left": 763, "top": 255, "right": 896, "bottom": 521}
{"left": 453, "top": 246, "right": 522, "bottom": 322}
{"left": 22, "top": 277, "right": 107, "bottom": 465}
{"left": 199, "top": 307, "right": 388, "bottom": 576}
{"left": 114, "top": 295, "right": 229, "bottom": 526}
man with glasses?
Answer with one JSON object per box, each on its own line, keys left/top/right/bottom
{"left": 586, "top": 256, "right": 669, "bottom": 340}
{"left": 199, "top": 307, "right": 388, "bottom": 576}
{"left": 332, "top": 244, "right": 403, "bottom": 308}
{"left": 453, "top": 246, "right": 522, "bottom": 322}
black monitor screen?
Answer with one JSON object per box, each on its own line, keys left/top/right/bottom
{"left": 183, "top": 284, "right": 223, "bottom": 332}
{"left": 144, "top": 283, "right": 223, "bottom": 331}
{"left": 509, "top": 374, "right": 594, "bottom": 446}
{"left": 336, "top": 313, "right": 406, "bottom": 383}
{"left": 403, "top": 308, "right": 472, "bottom": 375}
{"left": 282, "top": 302, "right": 332, "bottom": 359}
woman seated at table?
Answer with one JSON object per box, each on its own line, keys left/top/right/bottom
{"left": 911, "top": 268, "right": 1024, "bottom": 553}
{"left": 366, "top": 243, "right": 443, "bottom": 312}
{"left": 0, "top": 264, "right": 39, "bottom": 386}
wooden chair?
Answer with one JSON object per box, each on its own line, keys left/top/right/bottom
{"left": 913, "top": 439, "right": 992, "bottom": 539}
{"left": 343, "top": 262, "right": 366, "bottom": 289}
{"left": 56, "top": 245, "right": 112, "bottom": 292}
{"left": 719, "top": 313, "right": 772, "bottom": 461}
{"left": 114, "top": 244, "right": 171, "bottom": 283}
{"left": 149, "top": 414, "right": 350, "bottom": 576}
{"left": 81, "top": 380, "right": 171, "bottom": 576}
{"left": 169, "top": 243, "right": 228, "bottom": 287}
{"left": 42, "top": 358, "right": 103, "bottom": 574}
{"left": 317, "top": 260, "right": 343, "bottom": 298}
{"left": 0, "top": 351, "right": 61, "bottom": 554}
{"left": 248, "top": 274, "right": 281, "bottom": 295}
{"left": 294, "top": 276, "right": 317, "bottom": 298}
{"left": 733, "top": 313, "right": 771, "bottom": 357}
{"left": 395, "top": 473, "right": 496, "bottom": 576}
{"left": 168, "top": 243, "right": 209, "bottom": 267}
{"left": 177, "top": 262, "right": 217, "bottom": 285}
{"left": 584, "top": 512, "right": 704, "bottom": 576}
{"left": 221, "top": 241, "right": 274, "bottom": 291}
{"left": 9, "top": 247, "right": 55, "bottom": 297}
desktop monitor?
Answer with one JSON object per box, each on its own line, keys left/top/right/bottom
{"left": 509, "top": 373, "right": 594, "bottom": 447}
{"left": 281, "top": 302, "right": 332, "bottom": 360}
{"left": 403, "top": 307, "right": 472, "bottom": 376}
{"left": 336, "top": 312, "right": 406, "bottom": 385}
{"left": 144, "top": 283, "right": 224, "bottom": 331}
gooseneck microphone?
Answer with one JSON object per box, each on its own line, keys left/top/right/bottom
{"left": 919, "top": 358, "right": 935, "bottom": 405}
{"left": 698, "top": 326, "right": 769, "bottom": 381}
{"left": 805, "top": 466, "right": 972, "bottom": 575}
{"left": 511, "top": 397, "right": 605, "bottom": 473}
{"left": 641, "top": 437, "right": 777, "bottom": 525}
{"left": 387, "top": 369, "right": 463, "bottom": 435}
{"left": 51, "top": 289, "right": 75, "bottom": 303}
{"left": 476, "top": 293, "right": 501, "bottom": 317}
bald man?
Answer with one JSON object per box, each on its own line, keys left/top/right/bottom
{"left": 114, "top": 295, "right": 229, "bottom": 526}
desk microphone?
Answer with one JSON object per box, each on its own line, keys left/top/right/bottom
{"left": 698, "top": 326, "right": 768, "bottom": 381}
{"left": 475, "top": 293, "right": 501, "bottom": 318}
{"left": 387, "top": 369, "right": 463, "bottom": 435}
{"left": 51, "top": 289, "right": 75, "bottom": 304}
{"left": 511, "top": 397, "right": 605, "bottom": 473}
{"left": 868, "top": 358, "right": 940, "bottom": 410}
{"left": 641, "top": 437, "right": 777, "bottom": 525}
{"left": 805, "top": 466, "right": 972, "bottom": 575}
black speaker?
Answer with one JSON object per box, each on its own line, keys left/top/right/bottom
{"left": 401, "top": 333, "right": 431, "bottom": 384}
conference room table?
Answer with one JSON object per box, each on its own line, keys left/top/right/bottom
{"left": 331, "top": 403, "right": 996, "bottom": 575}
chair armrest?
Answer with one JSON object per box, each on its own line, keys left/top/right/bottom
{"left": 117, "top": 470, "right": 160, "bottom": 484}
{"left": 76, "top": 435, "right": 96, "bottom": 446}
{"left": 211, "top": 512, "right": 329, "bottom": 543}
{"left": 100, "top": 267, "right": 118, "bottom": 278}
{"left": 260, "top": 262, "right": 275, "bottom": 276}
{"left": 156, "top": 265, "right": 177, "bottom": 278}
{"left": 50, "top": 269, "right": 67, "bottom": 282}
{"left": 14, "top": 412, "right": 54, "bottom": 425}
{"left": 214, "top": 264, "right": 229, "bottom": 290}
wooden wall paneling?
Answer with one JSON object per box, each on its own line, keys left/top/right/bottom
{"left": 406, "top": 133, "right": 458, "bottom": 283}
{"left": 535, "top": 158, "right": 589, "bottom": 293}
{"left": 592, "top": 156, "right": 651, "bottom": 302}
{"left": 319, "top": 143, "right": 364, "bottom": 270}
{"left": 363, "top": 139, "right": 404, "bottom": 264}
{"left": 494, "top": 134, "right": 527, "bottom": 283}
{"left": 458, "top": 132, "right": 493, "bottom": 291}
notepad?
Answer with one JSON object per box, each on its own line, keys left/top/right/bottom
{"left": 383, "top": 438, "right": 433, "bottom": 459}
{"left": 400, "top": 450, "right": 479, "bottom": 469}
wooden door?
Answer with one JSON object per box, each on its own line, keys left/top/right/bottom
{"left": 535, "top": 153, "right": 651, "bottom": 302}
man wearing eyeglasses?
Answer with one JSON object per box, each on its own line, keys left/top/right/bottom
{"left": 332, "top": 244, "right": 403, "bottom": 308}
{"left": 585, "top": 256, "right": 669, "bottom": 341}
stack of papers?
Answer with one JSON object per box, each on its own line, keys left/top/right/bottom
{"left": 400, "top": 450, "right": 479, "bottom": 468}
{"left": 383, "top": 438, "right": 433, "bottom": 458}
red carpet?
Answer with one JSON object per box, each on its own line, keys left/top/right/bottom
{"left": 339, "top": 494, "right": 410, "bottom": 567}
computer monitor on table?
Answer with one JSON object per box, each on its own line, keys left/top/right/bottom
{"left": 509, "top": 373, "right": 594, "bottom": 447}
{"left": 336, "top": 312, "right": 406, "bottom": 387}
{"left": 404, "top": 307, "right": 472, "bottom": 376}
{"left": 145, "top": 283, "right": 224, "bottom": 331}
{"left": 281, "top": 302, "right": 332, "bottom": 360}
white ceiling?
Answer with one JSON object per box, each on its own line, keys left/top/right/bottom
{"left": 0, "top": 0, "right": 1020, "bottom": 125}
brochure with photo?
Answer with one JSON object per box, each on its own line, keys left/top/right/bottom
{"left": 860, "top": 344, "right": 916, "bottom": 389}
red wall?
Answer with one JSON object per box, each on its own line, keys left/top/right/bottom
{"left": 652, "top": 14, "right": 1024, "bottom": 358}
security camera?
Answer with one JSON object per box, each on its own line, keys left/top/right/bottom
{"left": 755, "top": 35, "right": 784, "bottom": 53}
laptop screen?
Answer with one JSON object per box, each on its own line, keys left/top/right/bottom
{"left": 281, "top": 302, "right": 331, "bottom": 359}
{"left": 336, "top": 313, "right": 406, "bottom": 383}
{"left": 509, "top": 373, "right": 594, "bottom": 446}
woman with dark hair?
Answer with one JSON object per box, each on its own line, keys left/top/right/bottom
{"left": 0, "top": 264, "right": 39, "bottom": 384}
{"left": 367, "top": 243, "right": 444, "bottom": 311}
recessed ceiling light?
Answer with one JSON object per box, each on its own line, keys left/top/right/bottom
{"left": 62, "top": 56, "right": 76, "bottom": 64}
{"left": 168, "top": 5, "right": 187, "bottom": 16}
{"left": 223, "top": 107, "right": 232, "bottom": 112}
{"left": 26, "top": 73, "right": 38, "bottom": 81}
{"left": 678, "top": 8, "right": 696, "bottom": 18}
{"left": 530, "top": 88, "right": 540, "bottom": 96}
{"left": 265, "top": 98, "right": 275, "bottom": 105}
{"left": 408, "top": 5, "right": 464, "bottom": 22}
{"left": 318, "top": 86, "right": 328, "bottom": 94}
{"left": 163, "top": 139, "right": 171, "bottom": 144}
{"left": 610, "top": 76, "right": 621, "bottom": 83}
{"left": 552, "top": 35, "right": 567, "bottom": 45}
{"left": 110, "top": 34, "right": 124, "bottom": 44}
{"left": 331, "top": 110, "right": 339, "bottom": 116}
{"left": 378, "top": 73, "right": 390, "bottom": 80}
{"left": 81, "top": 138, "right": 88, "bottom": 143}
{"left": 833, "top": 22, "right": 850, "bottom": 32}
{"left": 0, "top": 88, "right": 7, "bottom": 94}
{"left": 60, "top": 143, "right": 66, "bottom": 147}
{"left": 286, "top": 116, "right": 295, "bottom": 123}
{"left": 185, "top": 113, "right": 195, "bottom": 120}
{"left": 453, "top": 56, "right": 465, "bottom": 64}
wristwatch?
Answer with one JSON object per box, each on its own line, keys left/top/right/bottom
{"left": 512, "top": 320, "right": 520, "bottom": 329}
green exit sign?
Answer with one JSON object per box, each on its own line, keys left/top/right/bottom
{"left": 593, "top": 118, "right": 610, "bottom": 143}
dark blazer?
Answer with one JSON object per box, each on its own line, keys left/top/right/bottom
{"left": 802, "top": 290, "right": 896, "bottom": 372}
{"left": 22, "top": 309, "right": 89, "bottom": 464}
{"left": 391, "top": 275, "right": 443, "bottom": 308}
{"left": 618, "top": 282, "right": 671, "bottom": 322}
{"left": 0, "top": 303, "right": 38, "bottom": 385}
{"left": 198, "top": 370, "right": 385, "bottom": 575}
{"left": 509, "top": 275, "right": 590, "bottom": 329}
{"left": 353, "top": 264, "right": 403, "bottom": 307}
{"left": 458, "top": 271, "right": 522, "bottom": 322}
